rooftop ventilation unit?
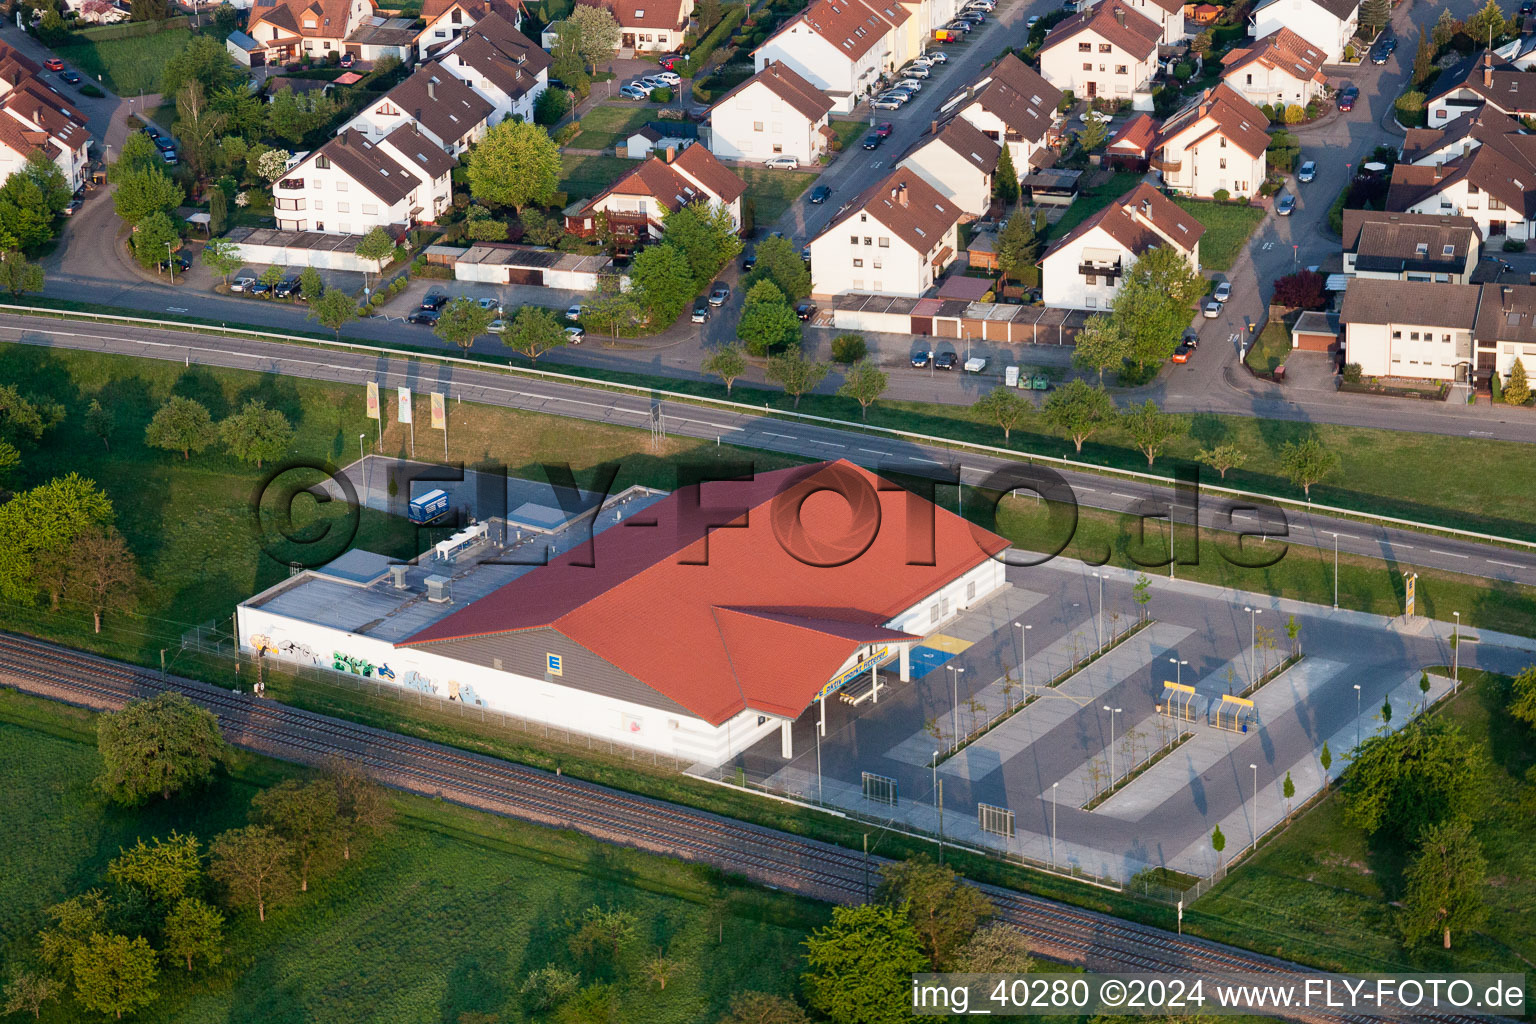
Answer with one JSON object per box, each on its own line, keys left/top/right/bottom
{"left": 424, "top": 575, "right": 453, "bottom": 603}
{"left": 390, "top": 564, "right": 409, "bottom": 589}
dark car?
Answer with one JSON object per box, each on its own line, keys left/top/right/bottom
{"left": 809, "top": 184, "right": 831, "bottom": 203}
{"left": 874, "top": 121, "right": 894, "bottom": 138}
{"left": 691, "top": 301, "right": 710, "bottom": 323}
{"left": 1524, "top": 0, "right": 1533, "bottom": 14}
{"left": 1338, "top": 86, "right": 1358, "bottom": 111}
{"left": 1370, "top": 44, "right": 1391, "bottom": 64}
{"left": 911, "top": 350, "right": 931, "bottom": 368}
{"left": 274, "top": 276, "right": 301, "bottom": 298}
{"left": 934, "top": 352, "right": 958, "bottom": 370}
{"left": 339, "top": 51, "right": 355, "bottom": 67}
{"left": 420, "top": 293, "right": 449, "bottom": 311}
{"left": 155, "top": 138, "right": 176, "bottom": 154}
{"left": 863, "top": 133, "right": 883, "bottom": 150}
{"left": 742, "top": 250, "right": 756, "bottom": 271}
{"left": 658, "top": 54, "right": 682, "bottom": 70}
{"left": 144, "top": 126, "right": 163, "bottom": 141}
{"left": 795, "top": 301, "right": 817, "bottom": 321}
{"left": 157, "top": 255, "right": 191, "bottom": 274}
{"left": 800, "top": 245, "right": 811, "bottom": 263}
{"left": 250, "top": 280, "right": 272, "bottom": 297}
{"left": 60, "top": 70, "right": 81, "bottom": 85}
{"left": 1276, "top": 193, "right": 1296, "bottom": 216}
{"left": 407, "top": 309, "right": 440, "bottom": 325}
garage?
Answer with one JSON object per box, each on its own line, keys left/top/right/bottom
{"left": 1291, "top": 311, "right": 1339, "bottom": 352}
{"left": 505, "top": 266, "right": 544, "bottom": 286}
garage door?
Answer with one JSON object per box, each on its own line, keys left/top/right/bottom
{"left": 504, "top": 267, "right": 544, "bottom": 286}
{"left": 1293, "top": 330, "right": 1335, "bottom": 352}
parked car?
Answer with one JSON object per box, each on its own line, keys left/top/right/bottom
{"left": 618, "top": 84, "right": 648, "bottom": 100}
{"left": 44, "top": 58, "right": 63, "bottom": 72}
{"left": 407, "top": 309, "right": 440, "bottom": 325}
{"left": 250, "top": 280, "right": 272, "bottom": 297}
{"left": 421, "top": 293, "right": 450, "bottom": 311}
{"left": 1181, "top": 327, "right": 1200, "bottom": 347}
{"left": 231, "top": 277, "right": 256, "bottom": 293}
{"left": 60, "top": 70, "right": 81, "bottom": 85}
{"left": 339, "top": 51, "right": 355, "bottom": 67}
{"left": 742, "top": 250, "right": 756, "bottom": 271}
{"left": 565, "top": 303, "right": 584, "bottom": 320}
{"left": 893, "top": 77, "right": 923, "bottom": 92}
{"left": 1338, "top": 86, "right": 1358, "bottom": 111}
{"left": 871, "top": 95, "right": 904, "bottom": 111}
{"left": 487, "top": 318, "right": 506, "bottom": 333}
{"left": 157, "top": 255, "right": 191, "bottom": 274}
{"left": 144, "top": 126, "right": 163, "bottom": 141}
{"left": 964, "top": 356, "right": 988, "bottom": 373}
{"left": 691, "top": 301, "right": 710, "bottom": 323}
{"left": 476, "top": 296, "right": 499, "bottom": 310}
{"left": 883, "top": 87, "right": 914, "bottom": 102}
{"left": 944, "top": 19, "right": 972, "bottom": 32}
{"left": 63, "top": 198, "right": 81, "bottom": 216}
{"left": 658, "top": 53, "right": 682, "bottom": 70}
{"left": 1213, "top": 280, "right": 1231, "bottom": 303}
{"left": 911, "top": 350, "right": 931, "bottom": 368}
{"left": 1079, "top": 110, "right": 1112, "bottom": 125}
{"left": 1202, "top": 300, "right": 1221, "bottom": 317}
{"left": 655, "top": 71, "right": 681, "bottom": 86}
{"left": 1297, "top": 160, "right": 1316, "bottom": 183}
{"left": 1523, "top": 0, "right": 1533, "bottom": 14}
{"left": 1276, "top": 193, "right": 1296, "bottom": 216}
{"left": 1171, "top": 342, "right": 1195, "bottom": 363}
{"left": 274, "top": 276, "right": 301, "bottom": 298}
{"left": 957, "top": 10, "right": 985, "bottom": 22}
{"left": 934, "top": 351, "right": 958, "bottom": 370}
{"left": 795, "top": 300, "right": 817, "bottom": 320}
{"left": 639, "top": 75, "right": 668, "bottom": 90}
{"left": 765, "top": 155, "right": 800, "bottom": 168}
{"left": 708, "top": 282, "right": 730, "bottom": 305}
{"left": 862, "top": 133, "right": 883, "bottom": 150}
{"left": 1027, "top": 14, "right": 1040, "bottom": 26}
{"left": 800, "top": 245, "right": 811, "bottom": 263}
{"left": 874, "top": 121, "right": 894, "bottom": 137}
{"left": 565, "top": 326, "right": 585, "bottom": 344}
{"left": 902, "top": 63, "right": 930, "bottom": 78}
{"left": 1370, "top": 43, "right": 1391, "bottom": 64}
{"left": 809, "top": 184, "right": 832, "bottom": 203}
{"left": 925, "top": 49, "right": 947, "bottom": 62}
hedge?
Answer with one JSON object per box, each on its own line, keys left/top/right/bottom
{"left": 681, "top": 4, "right": 746, "bottom": 74}
{"left": 69, "top": 15, "right": 189, "bottom": 41}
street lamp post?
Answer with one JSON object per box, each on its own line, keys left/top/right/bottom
{"left": 1091, "top": 570, "right": 1105, "bottom": 649}
{"left": 1244, "top": 606, "right": 1261, "bottom": 684}
{"left": 1353, "top": 683, "right": 1362, "bottom": 749}
{"left": 1102, "top": 705, "right": 1121, "bottom": 783}
{"left": 1015, "top": 622, "right": 1031, "bottom": 696}
{"left": 1168, "top": 657, "right": 1187, "bottom": 687}
{"left": 948, "top": 665, "right": 965, "bottom": 751}
{"left": 165, "top": 242, "right": 176, "bottom": 284}
{"left": 932, "top": 751, "right": 945, "bottom": 864}
{"left": 1331, "top": 532, "right": 1339, "bottom": 610}
{"left": 1050, "top": 781, "right": 1058, "bottom": 866}
{"left": 1452, "top": 612, "right": 1461, "bottom": 694}
{"left": 1249, "top": 762, "right": 1258, "bottom": 852}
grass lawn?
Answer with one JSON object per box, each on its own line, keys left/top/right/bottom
{"left": 1246, "top": 320, "right": 1292, "bottom": 375}
{"left": 1171, "top": 197, "right": 1266, "bottom": 271}
{"left": 559, "top": 153, "right": 635, "bottom": 201}
{"left": 0, "top": 690, "right": 826, "bottom": 1024}
{"left": 55, "top": 29, "right": 192, "bottom": 96}
{"left": 738, "top": 167, "right": 816, "bottom": 225}
{"left": 571, "top": 104, "right": 657, "bottom": 152}
{"left": 1045, "top": 170, "right": 1146, "bottom": 242}
{"left": 1189, "top": 669, "right": 1536, "bottom": 974}
{"left": 827, "top": 119, "right": 867, "bottom": 153}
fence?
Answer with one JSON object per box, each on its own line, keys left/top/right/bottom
{"left": 71, "top": 15, "right": 189, "bottom": 41}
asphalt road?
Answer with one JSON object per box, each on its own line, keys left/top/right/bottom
{"left": 10, "top": 311, "right": 1536, "bottom": 586}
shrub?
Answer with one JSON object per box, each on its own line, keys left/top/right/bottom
{"left": 1283, "top": 103, "right": 1305, "bottom": 124}
{"left": 1503, "top": 238, "right": 1527, "bottom": 252}
{"left": 80, "top": 83, "right": 104, "bottom": 97}
{"left": 1394, "top": 90, "right": 1427, "bottom": 127}
{"left": 1273, "top": 269, "right": 1328, "bottom": 309}
{"left": 831, "top": 333, "right": 867, "bottom": 363}
{"left": 1342, "top": 362, "right": 1363, "bottom": 384}
{"left": 1057, "top": 90, "right": 1074, "bottom": 113}
{"left": 1212, "top": 188, "right": 1231, "bottom": 201}
{"left": 535, "top": 87, "right": 571, "bottom": 126}
{"left": 651, "top": 86, "right": 673, "bottom": 103}
{"left": 555, "top": 121, "right": 582, "bottom": 145}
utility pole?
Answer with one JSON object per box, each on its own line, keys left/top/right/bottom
{"left": 1331, "top": 532, "right": 1339, "bottom": 610}
{"left": 1452, "top": 612, "right": 1461, "bottom": 694}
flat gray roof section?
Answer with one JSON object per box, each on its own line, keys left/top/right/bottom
{"left": 314, "top": 549, "right": 396, "bottom": 587}
{"left": 227, "top": 226, "right": 371, "bottom": 252}
{"left": 508, "top": 501, "right": 574, "bottom": 533}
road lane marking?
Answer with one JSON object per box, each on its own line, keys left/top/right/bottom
{"left": 909, "top": 456, "right": 942, "bottom": 464}
{"left": 1110, "top": 492, "right": 1137, "bottom": 499}
{"left": 1431, "top": 550, "right": 1469, "bottom": 558}
{"left": 1488, "top": 559, "right": 1525, "bottom": 569}
{"left": 859, "top": 447, "right": 886, "bottom": 454}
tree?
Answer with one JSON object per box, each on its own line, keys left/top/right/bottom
{"left": 1510, "top": 665, "right": 1536, "bottom": 728}
{"left": 993, "top": 146, "right": 1019, "bottom": 204}
{"left": 162, "top": 33, "right": 241, "bottom": 99}
{"left": 1197, "top": 443, "right": 1246, "bottom": 479}
{"left": 63, "top": 525, "right": 140, "bottom": 635}
{"left": 748, "top": 235, "right": 811, "bottom": 301}
{"left": 323, "top": 755, "right": 395, "bottom": 859}
{"left": 550, "top": 21, "right": 590, "bottom": 96}
{"left": 1072, "top": 315, "right": 1127, "bottom": 383}
{"left": 567, "top": 905, "right": 637, "bottom": 963}
{"left": 163, "top": 897, "right": 224, "bottom": 973}
{"left": 113, "top": 132, "right": 163, "bottom": 181}
{"left": 583, "top": 273, "right": 642, "bottom": 337}
{"left": 569, "top": 2, "right": 620, "bottom": 71}
{"left": 131, "top": 211, "right": 180, "bottom": 270}
{"left": 173, "top": 80, "right": 228, "bottom": 178}
{"left": 520, "top": 965, "right": 581, "bottom": 1011}
{"left": 1432, "top": 7, "right": 1459, "bottom": 50}
{"left": 1281, "top": 770, "right": 1295, "bottom": 814}
{"left": 1400, "top": 818, "right": 1487, "bottom": 949}
{"left": 97, "top": 691, "right": 229, "bottom": 805}
{"left": 641, "top": 949, "right": 676, "bottom": 990}
{"left": 0, "top": 154, "right": 69, "bottom": 253}
{"left": 1504, "top": 357, "right": 1530, "bottom": 405}
{"left": 663, "top": 202, "right": 743, "bottom": 287}
{"left": 108, "top": 832, "right": 202, "bottom": 905}
{"left": 467, "top": 119, "right": 561, "bottom": 212}
{"left": 1122, "top": 400, "right": 1183, "bottom": 466}
{"left": 1320, "top": 740, "right": 1333, "bottom": 779}
{"left": 503, "top": 306, "right": 567, "bottom": 362}
{"left": 1412, "top": 29, "right": 1434, "bottom": 87}
{"left": 1279, "top": 437, "right": 1340, "bottom": 498}
{"left": 1111, "top": 248, "right": 1205, "bottom": 369}
{"left": 1272, "top": 269, "right": 1328, "bottom": 309}
{"left": 630, "top": 242, "right": 695, "bottom": 324}
{"left": 534, "top": 85, "right": 571, "bottom": 126}
{"left": 146, "top": 396, "right": 217, "bottom": 460}
{"left": 764, "top": 349, "right": 828, "bottom": 408}
{"left": 201, "top": 238, "right": 243, "bottom": 285}
{"left": 1380, "top": 694, "right": 1393, "bottom": 728}
{"left": 39, "top": 891, "right": 108, "bottom": 980}
{"left": 948, "top": 922, "right": 1033, "bottom": 972}
{"left": 221, "top": 399, "right": 294, "bottom": 469}
{"left": 2, "top": 970, "right": 60, "bottom": 1019}
{"left": 208, "top": 187, "right": 228, "bottom": 235}
{"left": 1466, "top": 0, "right": 1506, "bottom": 44}
{"left": 1421, "top": 670, "right": 1434, "bottom": 710}
{"left": 112, "top": 168, "right": 184, "bottom": 227}
{"left": 0, "top": 473, "right": 114, "bottom": 608}
{"left": 434, "top": 297, "right": 496, "bottom": 352}
{"left": 836, "top": 359, "right": 888, "bottom": 420}
{"left": 0, "top": 383, "right": 61, "bottom": 446}
{"left": 209, "top": 825, "right": 293, "bottom": 922}
{"left": 1359, "top": 0, "right": 1388, "bottom": 31}
{"left": 0, "top": 250, "right": 43, "bottom": 297}
{"left": 876, "top": 857, "right": 992, "bottom": 966}
{"left": 1211, "top": 824, "right": 1226, "bottom": 862}
{"left": 994, "top": 207, "right": 1040, "bottom": 287}
{"left": 253, "top": 778, "right": 344, "bottom": 891}
{"left": 260, "top": 265, "right": 285, "bottom": 291}
{"left": 803, "top": 903, "right": 929, "bottom": 1024}
{"left": 718, "top": 991, "right": 812, "bottom": 1024}
{"left": 299, "top": 267, "right": 324, "bottom": 303}
{"left": 354, "top": 227, "right": 396, "bottom": 291}
{"left": 702, "top": 343, "right": 749, "bottom": 393}
{"left": 86, "top": 399, "right": 112, "bottom": 451}
{"left": 1341, "top": 717, "right": 1485, "bottom": 840}
{"left": 738, "top": 280, "right": 801, "bottom": 355}
{"left": 1077, "top": 115, "right": 1109, "bottom": 152}
{"left": 267, "top": 87, "right": 334, "bottom": 144}
{"left": 973, "top": 387, "right": 1029, "bottom": 441}
{"left": 1044, "top": 379, "right": 1115, "bottom": 453}
{"left": 309, "top": 288, "right": 359, "bottom": 339}
{"left": 71, "top": 934, "right": 158, "bottom": 1020}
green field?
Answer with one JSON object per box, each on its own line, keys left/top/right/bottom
{"left": 827, "top": 119, "right": 867, "bottom": 154}
{"left": 0, "top": 690, "right": 825, "bottom": 1024}
{"left": 1245, "top": 320, "right": 1292, "bottom": 375}
{"left": 55, "top": 29, "right": 192, "bottom": 96}
{"left": 1172, "top": 197, "right": 1267, "bottom": 271}
{"left": 558, "top": 152, "right": 635, "bottom": 200}
{"left": 1044, "top": 170, "right": 1146, "bottom": 242}
{"left": 570, "top": 104, "right": 658, "bottom": 152}
{"left": 738, "top": 166, "right": 816, "bottom": 225}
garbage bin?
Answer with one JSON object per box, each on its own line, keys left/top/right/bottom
{"left": 1274, "top": 364, "right": 1286, "bottom": 381}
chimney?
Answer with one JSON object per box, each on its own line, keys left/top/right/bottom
{"left": 428, "top": 79, "right": 437, "bottom": 100}
{"left": 664, "top": 145, "right": 675, "bottom": 162}
{"left": 1484, "top": 55, "right": 1493, "bottom": 88}
{"left": 1115, "top": 5, "right": 1124, "bottom": 24}
{"left": 898, "top": 181, "right": 908, "bottom": 206}
{"left": 1503, "top": 285, "right": 1513, "bottom": 309}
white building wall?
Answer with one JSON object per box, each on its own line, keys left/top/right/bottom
{"left": 1341, "top": 320, "right": 1472, "bottom": 379}
{"left": 956, "top": 103, "right": 1041, "bottom": 182}
{"left": 708, "top": 80, "right": 825, "bottom": 164}
{"left": 1160, "top": 132, "right": 1265, "bottom": 198}
{"left": 897, "top": 144, "right": 991, "bottom": 218}
{"left": 438, "top": 51, "right": 547, "bottom": 125}
{"left": 1224, "top": 64, "right": 1319, "bottom": 109}
{"left": 1041, "top": 224, "right": 1131, "bottom": 310}
{"left": 1040, "top": 31, "right": 1155, "bottom": 98}
{"left": 754, "top": 29, "right": 881, "bottom": 114}
{"left": 1125, "top": 0, "right": 1185, "bottom": 45}
{"left": 274, "top": 156, "right": 415, "bottom": 234}
{"left": 375, "top": 141, "right": 454, "bottom": 222}
{"left": 1249, "top": 0, "right": 1354, "bottom": 63}
{"left": 809, "top": 214, "right": 957, "bottom": 298}
{"left": 1401, "top": 179, "right": 1534, "bottom": 242}
{"left": 345, "top": 101, "right": 486, "bottom": 156}
{"left": 884, "top": 558, "right": 1008, "bottom": 636}
{"left": 227, "top": 241, "right": 389, "bottom": 272}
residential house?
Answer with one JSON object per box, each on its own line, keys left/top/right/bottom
{"left": 753, "top": 0, "right": 920, "bottom": 114}
{"left": 1426, "top": 52, "right": 1536, "bottom": 125}
{"left": 1247, "top": 0, "right": 1359, "bottom": 64}
{"left": 1492, "top": 31, "right": 1536, "bottom": 70}
{"left": 625, "top": 121, "right": 698, "bottom": 159}
{"left": 1220, "top": 27, "right": 1327, "bottom": 110}
{"left": 1185, "top": 3, "right": 1221, "bottom": 25}
{"left": 941, "top": 54, "right": 1063, "bottom": 179}
{"left": 1124, "top": 0, "right": 1186, "bottom": 47}
{"left": 1340, "top": 210, "right": 1481, "bottom": 283}
{"left": 575, "top": 0, "right": 690, "bottom": 52}
{"left": 244, "top": 0, "right": 416, "bottom": 64}
{"left": 706, "top": 62, "right": 835, "bottom": 166}
{"left": 1152, "top": 83, "right": 1269, "bottom": 199}
{"left": 1338, "top": 278, "right": 1481, "bottom": 380}
{"left": 415, "top": 0, "right": 523, "bottom": 59}
{"left": 564, "top": 145, "right": 746, "bottom": 246}
{"left": 273, "top": 128, "right": 452, "bottom": 234}
{"left": 1105, "top": 110, "right": 1156, "bottom": 169}
{"left": 1472, "top": 282, "right": 1536, "bottom": 387}
{"left": 432, "top": 12, "right": 550, "bottom": 125}
{"left": 0, "top": 47, "right": 91, "bottom": 191}
{"left": 1038, "top": 181, "right": 1204, "bottom": 309}
{"left": 808, "top": 170, "right": 963, "bottom": 298}
{"left": 1388, "top": 106, "right": 1536, "bottom": 242}
{"left": 343, "top": 63, "right": 493, "bottom": 155}
{"left": 1039, "top": 0, "right": 1161, "bottom": 101}
{"left": 896, "top": 117, "right": 1000, "bottom": 217}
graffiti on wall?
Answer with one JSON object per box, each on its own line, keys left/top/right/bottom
{"left": 333, "top": 652, "right": 375, "bottom": 677}
{"left": 249, "top": 633, "right": 321, "bottom": 665}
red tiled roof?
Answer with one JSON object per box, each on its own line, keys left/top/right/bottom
{"left": 711, "top": 61, "right": 834, "bottom": 124}
{"left": 1107, "top": 111, "right": 1156, "bottom": 154}
{"left": 1040, "top": 182, "right": 1204, "bottom": 263}
{"left": 1221, "top": 27, "right": 1326, "bottom": 87}
{"left": 1156, "top": 82, "right": 1269, "bottom": 158}
{"left": 671, "top": 142, "right": 747, "bottom": 204}
{"left": 1043, "top": 0, "right": 1161, "bottom": 61}
{"left": 401, "top": 461, "right": 1010, "bottom": 724}
{"left": 576, "top": 0, "right": 688, "bottom": 30}
{"left": 248, "top": 0, "right": 362, "bottom": 40}
{"left": 421, "top": 0, "right": 522, "bottom": 23}
{"left": 764, "top": 0, "right": 910, "bottom": 63}
{"left": 819, "top": 168, "right": 962, "bottom": 254}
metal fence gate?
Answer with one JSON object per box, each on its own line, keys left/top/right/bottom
{"left": 978, "top": 802, "right": 1015, "bottom": 838}
{"left": 861, "top": 771, "right": 898, "bottom": 806}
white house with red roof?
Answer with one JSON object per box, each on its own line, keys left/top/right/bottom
{"left": 752, "top": 0, "right": 929, "bottom": 113}
{"left": 430, "top": 12, "right": 550, "bottom": 125}
{"left": 942, "top": 54, "right": 1063, "bottom": 179}
{"left": 564, "top": 145, "right": 747, "bottom": 244}
{"left": 1124, "top": 0, "right": 1187, "bottom": 47}
{"left": 896, "top": 118, "right": 999, "bottom": 218}
{"left": 575, "top": 0, "right": 690, "bottom": 52}
{"left": 0, "top": 43, "right": 90, "bottom": 191}
{"left": 1038, "top": 0, "right": 1162, "bottom": 100}
{"left": 1220, "top": 27, "right": 1327, "bottom": 109}
{"left": 237, "top": 462, "right": 1009, "bottom": 765}
{"left": 706, "top": 62, "right": 835, "bottom": 166}
{"left": 808, "top": 169, "right": 964, "bottom": 297}
{"left": 414, "top": 0, "right": 523, "bottom": 59}
{"left": 1247, "top": 0, "right": 1358, "bottom": 64}
{"left": 1152, "top": 83, "right": 1269, "bottom": 199}
{"left": 244, "top": 0, "right": 416, "bottom": 63}
{"left": 273, "top": 126, "right": 455, "bottom": 234}
{"left": 1039, "top": 182, "right": 1204, "bottom": 309}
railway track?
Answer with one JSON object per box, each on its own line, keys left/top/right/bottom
{"left": 0, "top": 632, "right": 1501, "bottom": 1024}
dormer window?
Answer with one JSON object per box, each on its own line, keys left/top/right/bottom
{"left": 304, "top": 17, "right": 316, "bottom": 26}
{"left": 634, "top": 7, "right": 644, "bottom": 13}
{"left": 315, "top": 154, "right": 330, "bottom": 169}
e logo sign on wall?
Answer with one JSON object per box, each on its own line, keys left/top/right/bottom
{"left": 546, "top": 653, "right": 563, "bottom": 676}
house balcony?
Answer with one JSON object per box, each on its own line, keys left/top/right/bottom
{"left": 1079, "top": 261, "right": 1121, "bottom": 280}
{"left": 277, "top": 177, "right": 304, "bottom": 191}
{"left": 1149, "top": 154, "right": 1182, "bottom": 174}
